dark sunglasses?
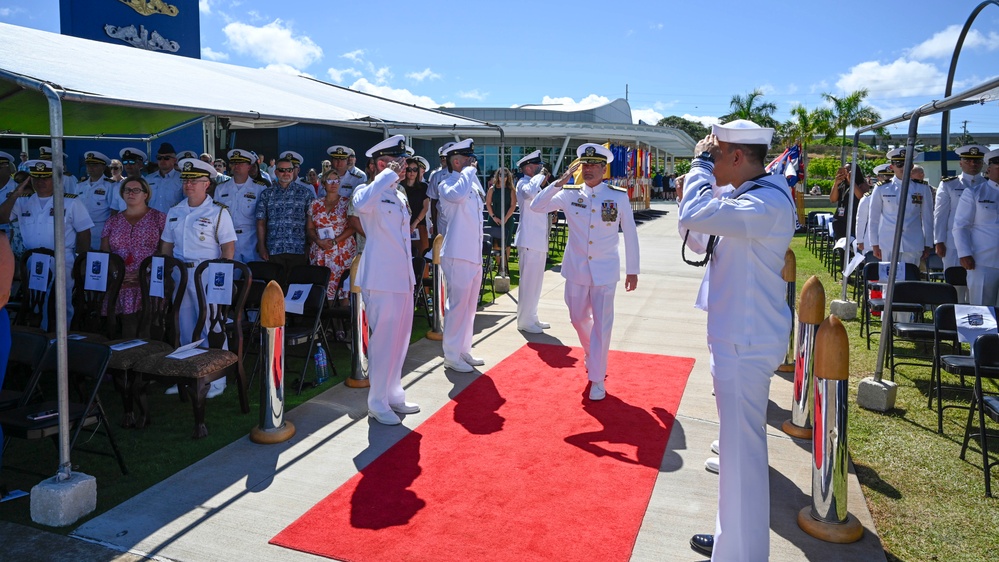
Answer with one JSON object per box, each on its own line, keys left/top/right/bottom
{"left": 406, "top": 167, "right": 419, "bottom": 172}
{"left": 157, "top": 155, "right": 175, "bottom": 161}
{"left": 121, "top": 159, "right": 139, "bottom": 165}
{"left": 276, "top": 167, "right": 294, "bottom": 173}
{"left": 110, "top": 166, "right": 122, "bottom": 170}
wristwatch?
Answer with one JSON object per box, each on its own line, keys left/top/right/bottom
{"left": 696, "top": 151, "right": 714, "bottom": 163}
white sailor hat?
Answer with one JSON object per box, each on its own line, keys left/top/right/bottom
{"left": 279, "top": 150, "right": 304, "bottom": 166}
{"left": 517, "top": 150, "right": 542, "bottom": 168}
{"left": 712, "top": 119, "right": 774, "bottom": 147}
{"left": 326, "top": 145, "right": 353, "bottom": 159}
{"left": 873, "top": 163, "right": 892, "bottom": 175}
{"left": 956, "top": 144, "right": 988, "bottom": 159}
{"left": 886, "top": 147, "right": 911, "bottom": 162}
{"left": 119, "top": 147, "right": 147, "bottom": 163}
{"left": 444, "top": 138, "right": 475, "bottom": 157}
{"left": 26, "top": 159, "right": 53, "bottom": 177}
{"left": 0, "top": 151, "right": 15, "bottom": 166}
{"left": 176, "top": 149, "right": 199, "bottom": 160}
{"left": 38, "top": 146, "right": 53, "bottom": 160}
{"left": 984, "top": 148, "right": 999, "bottom": 165}
{"left": 438, "top": 142, "right": 456, "bottom": 157}
{"left": 365, "top": 134, "right": 409, "bottom": 158}
{"left": 83, "top": 151, "right": 111, "bottom": 166}
{"left": 178, "top": 158, "right": 218, "bottom": 180}
{"left": 227, "top": 149, "right": 255, "bottom": 164}
{"left": 576, "top": 143, "right": 613, "bottom": 164}
{"left": 409, "top": 155, "right": 430, "bottom": 170}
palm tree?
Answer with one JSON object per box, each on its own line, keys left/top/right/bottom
{"left": 721, "top": 89, "right": 778, "bottom": 128}
{"left": 821, "top": 89, "right": 881, "bottom": 164}
{"left": 781, "top": 105, "right": 831, "bottom": 192}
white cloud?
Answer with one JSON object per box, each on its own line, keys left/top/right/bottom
{"left": 908, "top": 24, "right": 999, "bottom": 60}
{"left": 458, "top": 89, "right": 488, "bottom": 101}
{"left": 199, "top": 0, "right": 212, "bottom": 14}
{"left": 406, "top": 68, "right": 441, "bottom": 82}
{"left": 787, "top": 83, "right": 799, "bottom": 95}
{"left": 836, "top": 58, "right": 946, "bottom": 98}
{"left": 372, "top": 66, "right": 393, "bottom": 85}
{"left": 625, "top": 29, "right": 635, "bottom": 37}
{"left": 223, "top": 19, "right": 323, "bottom": 68}
{"left": 540, "top": 94, "right": 612, "bottom": 110}
{"left": 348, "top": 78, "right": 453, "bottom": 108}
{"left": 810, "top": 80, "right": 829, "bottom": 94}
{"left": 682, "top": 114, "right": 721, "bottom": 127}
{"left": 201, "top": 46, "right": 229, "bottom": 61}
{"left": 650, "top": 23, "right": 663, "bottom": 30}
{"left": 758, "top": 84, "right": 776, "bottom": 95}
{"left": 633, "top": 108, "right": 664, "bottom": 125}
{"left": 0, "top": 7, "right": 22, "bottom": 17}
{"left": 327, "top": 67, "right": 362, "bottom": 83}
{"left": 341, "top": 49, "right": 365, "bottom": 63}
{"left": 653, "top": 100, "right": 677, "bottom": 111}
{"left": 261, "top": 64, "right": 313, "bottom": 78}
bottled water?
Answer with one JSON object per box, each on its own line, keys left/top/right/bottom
{"left": 314, "top": 343, "right": 329, "bottom": 384}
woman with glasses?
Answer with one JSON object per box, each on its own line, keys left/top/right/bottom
{"left": 101, "top": 176, "right": 166, "bottom": 338}
{"left": 400, "top": 157, "right": 430, "bottom": 257}
{"left": 306, "top": 170, "right": 356, "bottom": 303}
{"left": 486, "top": 167, "right": 518, "bottom": 266}
{"left": 109, "top": 159, "right": 124, "bottom": 182}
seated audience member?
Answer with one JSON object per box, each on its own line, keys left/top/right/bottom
{"left": 306, "top": 170, "right": 357, "bottom": 303}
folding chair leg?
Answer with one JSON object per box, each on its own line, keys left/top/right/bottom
{"left": 961, "top": 395, "right": 979, "bottom": 460}
{"left": 979, "top": 396, "right": 993, "bottom": 497}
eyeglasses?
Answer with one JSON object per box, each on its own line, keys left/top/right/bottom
{"left": 157, "top": 155, "right": 175, "bottom": 161}
{"left": 181, "top": 178, "right": 208, "bottom": 185}
{"left": 122, "top": 187, "right": 145, "bottom": 195}
{"left": 275, "top": 167, "right": 294, "bottom": 173}
{"left": 325, "top": 178, "right": 340, "bottom": 184}
{"left": 121, "top": 160, "right": 139, "bottom": 165}
{"left": 406, "top": 167, "right": 419, "bottom": 173}
{"left": 110, "top": 166, "right": 122, "bottom": 170}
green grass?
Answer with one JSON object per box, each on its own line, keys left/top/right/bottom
{"left": 0, "top": 243, "right": 565, "bottom": 534}
{"left": 790, "top": 234, "right": 999, "bottom": 562}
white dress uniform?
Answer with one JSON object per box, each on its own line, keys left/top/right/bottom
{"left": 76, "top": 176, "right": 116, "bottom": 249}
{"left": 438, "top": 165, "right": 485, "bottom": 366}
{"left": 11, "top": 192, "right": 94, "bottom": 328}
{"left": 426, "top": 166, "right": 448, "bottom": 236}
{"left": 935, "top": 172, "right": 987, "bottom": 269}
{"left": 868, "top": 175, "right": 934, "bottom": 265}
{"left": 855, "top": 192, "right": 873, "bottom": 253}
{"left": 530, "top": 178, "right": 639, "bottom": 382}
{"left": 514, "top": 172, "right": 550, "bottom": 330}
{"left": 334, "top": 167, "right": 367, "bottom": 198}
{"left": 352, "top": 167, "right": 416, "bottom": 416}
{"left": 953, "top": 180, "right": 999, "bottom": 306}
{"left": 161, "top": 196, "right": 238, "bottom": 345}
{"left": 0, "top": 177, "right": 16, "bottom": 238}
{"left": 679, "top": 155, "right": 795, "bottom": 562}
{"left": 213, "top": 177, "right": 267, "bottom": 263}
{"left": 145, "top": 169, "right": 184, "bottom": 214}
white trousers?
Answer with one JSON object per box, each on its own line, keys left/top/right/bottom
{"left": 516, "top": 247, "right": 546, "bottom": 328}
{"left": 362, "top": 289, "right": 412, "bottom": 412}
{"left": 967, "top": 265, "right": 999, "bottom": 307}
{"left": 232, "top": 229, "right": 260, "bottom": 264}
{"left": 564, "top": 280, "right": 616, "bottom": 382}
{"left": 441, "top": 257, "right": 481, "bottom": 363}
{"left": 708, "top": 337, "right": 784, "bottom": 562}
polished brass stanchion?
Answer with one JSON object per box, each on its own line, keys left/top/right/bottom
{"left": 778, "top": 248, "right": 797, "bottom": 373}
{"left": 798, "top": 315, "right": 864, "bottom": 543}
{"left": 783, "top": 275, "right": 825, "bottom": 439}
{"left": 250, "top": 281, "right": 296, "bottom": 444}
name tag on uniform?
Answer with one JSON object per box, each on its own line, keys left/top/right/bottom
{"left": 601, "top": 200, "right": 618, "bottom": 222}
{"left": 21, "top": 211, "right": 30, "bottom": 217}
{"left": 205, "top": 262, "right": 234, "bottom": 305}
{"left": 244, "top": 193, "right": 256, "bottom": 200}
{"left": 169, "top": 217, "right": 178, "bottom": 222}
{"left": 95, "top": 189, "right": 105, "bottom": 195}
{"left": 571, "top": 196, "right": 587, "bottom": 209}
{"left": 380, "top": 198, "right": 395, "bottom": 205}
{"left": 83, "top": 252, "right": 110, "bottom": 292}
{"left": 150, "top": 256, "right": 165, "bottom": 298}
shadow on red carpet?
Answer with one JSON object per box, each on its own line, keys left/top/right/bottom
{"left": 271, "top": 342, "right": 694, "bottom": 561}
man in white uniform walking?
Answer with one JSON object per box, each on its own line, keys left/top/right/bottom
{"left": 678, "top": 121, "right": 795, "bottom": 561}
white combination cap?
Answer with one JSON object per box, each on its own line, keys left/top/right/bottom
{"left": 576, "top": 143, "right": 613, "bottom": 164}
{"left": 517, "top": 150, "right": 542, "bottom": 168}
{"left": 711, "top": 119, "right": 774, "bottom": 147}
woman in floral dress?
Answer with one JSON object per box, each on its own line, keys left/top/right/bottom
{"left": 306, "top": 170, "right": 356, "bottom": 302}
{"left": 100, "top": 176, "right": 166, "bottom": 337}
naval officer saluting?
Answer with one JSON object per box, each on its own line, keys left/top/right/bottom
{"left": 514, "top": 149, "right": 553, "bottom": 333}
{"left": 678, "top": 121, "right": 796, "bottom": 560}
{"left": 159, "top": 158, "right": 237, "bottom": 399}
{"left": 351, "top": 135, "right": 419, "bottom": 425}
{"left": 530, "top": 143, "right": 639, "bottom": 400}
{"left": 437, "top": 139, "right": 487, "bottom": 372}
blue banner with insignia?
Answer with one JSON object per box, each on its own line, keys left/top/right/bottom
{"left": 60, "top": 0, "right": 201, "bottom": 59}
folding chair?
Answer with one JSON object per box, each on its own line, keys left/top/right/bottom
{"left": 860, "top": 262, "right": 921, "bottom": 349}
{"left": 887, "top": 281, "right": 958, "bottom": 382}
{"left": 106, "top": 255, "right": 187, "bottom": 429}
{"left": 926, "top": 254, "right": 945, "bottom": 282}
{"left": 481, "top": 233, "right": 496, "bottom": 302}
{"left": 243, "top": 261, "right": 285, "bottom": 363}
{"left": 285, "top": 264, "right": 335, "bottom": 394}
{"left": 131, "top": 259, "right": 251, "bottom": 438}
{"left": 70, "top": 251, "right": 126, "bottom": 341}
{"left": 15, "top": 248, "right": 55, "bottom": 330}
{"left": 413, "top": 254, "right": 433, "bottom": 328}
{"left": 0, "top": 330, "right": 50, "bottom": 412}
{"left": 959, "top": 333, "right": 999, "bottom": 497}
{"left": 0, "top": 340, "right": 127, "bottom": 475}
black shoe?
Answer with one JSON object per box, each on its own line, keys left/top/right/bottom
{"left": 690, "top": 533, "right": 713, "bottom": 556}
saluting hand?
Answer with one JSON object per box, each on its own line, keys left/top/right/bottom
{"left": 553, "top": 161, "right": 581, "bottom": 188}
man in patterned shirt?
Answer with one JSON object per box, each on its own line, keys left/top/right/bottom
{"left": 255, "top": 157, "right": 314, "bottom": 284}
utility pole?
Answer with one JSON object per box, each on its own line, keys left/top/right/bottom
{"left": 625, "top": 84, "right": 629, "bottom": 102}
{"left": 960, "top": 120, "right": 970, "bottom": 146}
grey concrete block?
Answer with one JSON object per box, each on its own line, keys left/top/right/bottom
{"left": 856, "top": 377, "right": 898, "bottom": 412}
{"left": 30, "top": 473, "right": 97, "bottom": 527}
{"left": 829, "top": 300, "right": 858, "bottom": 321}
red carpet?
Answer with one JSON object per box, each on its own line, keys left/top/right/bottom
{"left": 271, "top": 343, "right": 694, "bottom": 562}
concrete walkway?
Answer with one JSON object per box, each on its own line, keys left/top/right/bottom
{"left": 55, "top": 200, "right": 885, "bottom": 561}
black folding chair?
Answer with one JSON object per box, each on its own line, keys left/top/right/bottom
{"left": 888, "top": 281, "right": 958, "bottom": 382}
{"left": 0, "top": 340, "right": 127, "bottom": 475}
{"left": 960, "top": 333, "right": 999, "bottom": 497}
{"left": 285, "top": 264, "right": 335, "bottom": 394}
{"left": 860, "top": 262, "right": 921, "bottom": 349}
{"left": 0, "top": 330, "right": 51, "bottom": 412}
{"left": 481, "top": 234, "right": 496, "bottom": 302}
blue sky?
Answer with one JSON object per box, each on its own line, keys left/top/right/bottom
{"left": 3, "top": 0, "right": 999, "bottom": 136}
